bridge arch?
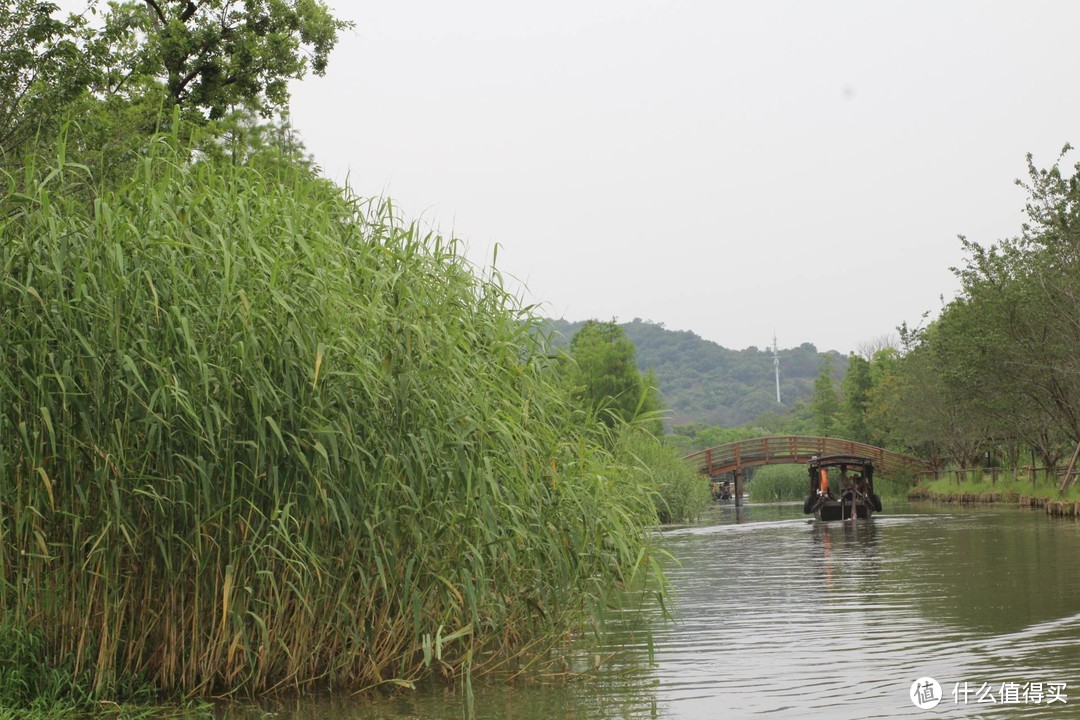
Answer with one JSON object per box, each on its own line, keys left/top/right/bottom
{"left": 684, "top": 436, "right": 929, "bottom": 480}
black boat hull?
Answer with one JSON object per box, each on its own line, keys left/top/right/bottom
{"left": 815, "top": 499, "right": 873, "bottom": 521}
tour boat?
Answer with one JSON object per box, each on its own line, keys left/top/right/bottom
{"left": 710, "top": 479, "right": 733, "bottom": 501}
{"left": 802, "top": 454, "right": 883, "bottom": 521}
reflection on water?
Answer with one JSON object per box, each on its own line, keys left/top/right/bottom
{"left": 225, "top": 502, "right": 1080, "bottom": 719}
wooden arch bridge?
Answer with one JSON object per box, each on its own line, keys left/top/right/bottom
{"left": 684, "top": 436, "right": 930, "bottom": 505}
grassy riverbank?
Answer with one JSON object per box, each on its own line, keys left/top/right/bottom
{"left": 910, "top": 469, "right": 1080, "bottom": 503}
{"left": 0, "top": 128, "right": 686, "bottom": 711}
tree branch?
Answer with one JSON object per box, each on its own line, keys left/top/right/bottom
{"left": 170, "top": 31, "right": 220, "bottom": 101}
{"left": 180, "top": 2, "right": 199, "bottom": 22}
{"left": 111, "top": 65, "right": 140, "bottom": 96}
{"left": 173, "top": 64, "right": 204, "bottom": 100}
{"left": 142, "top": 0, "right": 167, "bottom": 27}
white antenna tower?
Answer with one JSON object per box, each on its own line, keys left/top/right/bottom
{"left": 772, "top": 331, "right": 781, "bottom": 405}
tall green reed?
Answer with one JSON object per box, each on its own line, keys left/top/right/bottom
{"left": 617, "top": 429, "right": 710, "bottom": 524}
{"left": 746, "top": 465, "right": 806, "bottom": 501}
{"left": 0, "top": 128, "right": 661, "bottom": 699}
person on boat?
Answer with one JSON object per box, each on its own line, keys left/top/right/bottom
{"left": 840, "top": 470, "right": 854, "bottom": 502}
{"left": 854, "top": 474, "right": 869, "bottom": 498}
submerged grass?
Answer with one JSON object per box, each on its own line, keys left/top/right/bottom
{"left": 0, "top": 128, "right": 663, "bottom": 703}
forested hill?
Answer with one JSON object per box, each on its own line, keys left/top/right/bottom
{"left": 543, "top": 318, "right": 844, "bottom": 427}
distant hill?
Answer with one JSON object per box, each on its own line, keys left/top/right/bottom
{"left": 543, "top": 318, "right": 844, "bottom": 427}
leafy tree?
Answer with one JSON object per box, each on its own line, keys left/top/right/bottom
{"left": 891, "top": 335, "right": 985, "bottom": 469}
{"left": 545, "top": 319, "right": 843, "bottom": 428}
{"left": 569, "top": 320, "right": 659, "bottom": 430}
{"left": 1, "top": 0, "right": 350, "bottom": 175}
{"left": 863, "top": 347, "right": 903, "bottom": 448}
{"left": 97, "top": 0, "right": 350, "bottom": 119}
{"left": 867, "top": 347, "right": 901, "bottom": 387}
{"left": 841, "top": 353, "right": 872, "bottom": 442}
{"left": 667, "top": 422, "right": 777, "bottom": 454}
{"left": 935, "top": 147, "right": 1080, "bottom": 470}
{"left": 757, "top": 399, "right": 814, "bottom": 435}
{"left": 0, "top": 1, "right": 97, "bottom": 160}
{"left": 811, "top": 355, "right": 840, "bottom": 436}
{"left": 871, "top": 147, "right": 1080, "bottom": 475}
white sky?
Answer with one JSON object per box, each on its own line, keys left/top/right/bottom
{"left": 74, "top": 1, "right": 1080, "bottom": 354}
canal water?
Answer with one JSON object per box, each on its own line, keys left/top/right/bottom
{"left": 230, "top": 502, "right": 1080, "bottom": 719}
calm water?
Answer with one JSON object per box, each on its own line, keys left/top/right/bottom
{"left": 231, "top": 502, "right": 1080, "bottom": 719}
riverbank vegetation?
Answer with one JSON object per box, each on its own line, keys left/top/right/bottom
{"left": 889, "top": 147, "right": 1080, "bottom": 483}
{"left": 746, "top": 465, "right": 914, "bottom": 502}
{"left": 0, "top": 125, "right": 675, "bottom": 708}
{"left": 544, "top": 319, "right": 844, "bottom": 427}
{"left": 676, "top": 147, "right": 1080, "bottom": 503}
{"left": 746, "top": 466, "right": 805, "bottom": 501}
{"left": 558, "top": 320, "right": 706, "bottom": 524}
{"left": 619, "top": 431, "right": 710, "bottom": 523}
{"left": 0, "top": 4, "right": 710, "bottom": 713}
{"left": 913, "top": 470, "right": 1080, "bottom": 503}
{"left": 870, "top": 147, "right": 1080, "bottom": 498}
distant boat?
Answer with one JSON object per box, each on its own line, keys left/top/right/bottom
{"left": 710, "top": 478, "right": 733, "bottom": 501}
{"left": 802, "top": 454, "right": 883, "bottom": 521}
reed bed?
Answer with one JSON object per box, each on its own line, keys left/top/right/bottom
{"left": 747, "top": 465, "right": 806, "bottom": 501}
{"left": 748, "top": 464, "right": 912, "bottom": 501}
{"left": 0, "top": 133, "right": 661, "bottom": 700}
{"left": 617, "top": 430, "right": 710, "bottom": 524}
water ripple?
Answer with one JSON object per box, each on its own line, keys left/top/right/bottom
{"left": 232, "top": 503, "right": 1080, "bottom": 720}
{"left": 602, "top": 502, "right": 1080, "bottom": 719}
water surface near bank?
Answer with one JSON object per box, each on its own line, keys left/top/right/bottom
{"left": 225, "top": 501, "right": 1080, "bottom": 718}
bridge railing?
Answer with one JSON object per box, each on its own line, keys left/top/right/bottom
{"left": 684, "top": 436, "right": 929, "bottom": 478}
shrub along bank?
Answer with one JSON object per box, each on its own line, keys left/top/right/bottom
{"left": 0, "top": 130, "right": 665, "bottom": 705}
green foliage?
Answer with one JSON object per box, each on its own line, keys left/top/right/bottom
{"left": 841, "top": 353, "right": 871, "bottom": 442}
{"left": 864, "top": 348, "right": 902, "bottom": 448}
{"left": 877, "top": 146, "right": 1080, "bottom": 474}
{"left": 0, "top": 1, "right": 349, "bottom": 178}
{"left": 917, "top": 468, "right": 1080, "bottom": 500}
{"left": 0, "top": 128, "right": 662, "bottom": 698}
{"left": 754, "top": 400, "right": 815, "bottom": 436}
{"left": 0, "top": 619, "right": 160, "bottom": 714}
{"left": 546, "top": 318, "right": 845, "bottom": 428}
{"left": 872, "top": 471, "right": 916, "bottom": 500}
{"left": 0, "top": 622, "right": 69, "bottom": 710}
{"left": 0, "top": 1, "right": 98, "bottom": 161}
{"left": 568, "top": 320, "right": 660, "bottom": 431}
{"left": 747, "top": 465, "right": 806, "bottom": 501}
{"left": 98, "top": 0, "right": 351, "bottom": 119}
{"left": 811, "top": 355, "right": 840, "bottom": 436}
{"left": 666, "top": 423, "right": 777, "bottom": 455}
{"left": 618, "top": 431, "right": 710, "bottom": 524}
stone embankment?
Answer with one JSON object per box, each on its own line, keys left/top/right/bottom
{"left": 907, "top": 486, "right": 1080, "bottom": 517}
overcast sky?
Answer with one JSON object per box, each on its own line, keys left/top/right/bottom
{"left": 134, "top": 3, "right": 1080, "bottom": 353}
